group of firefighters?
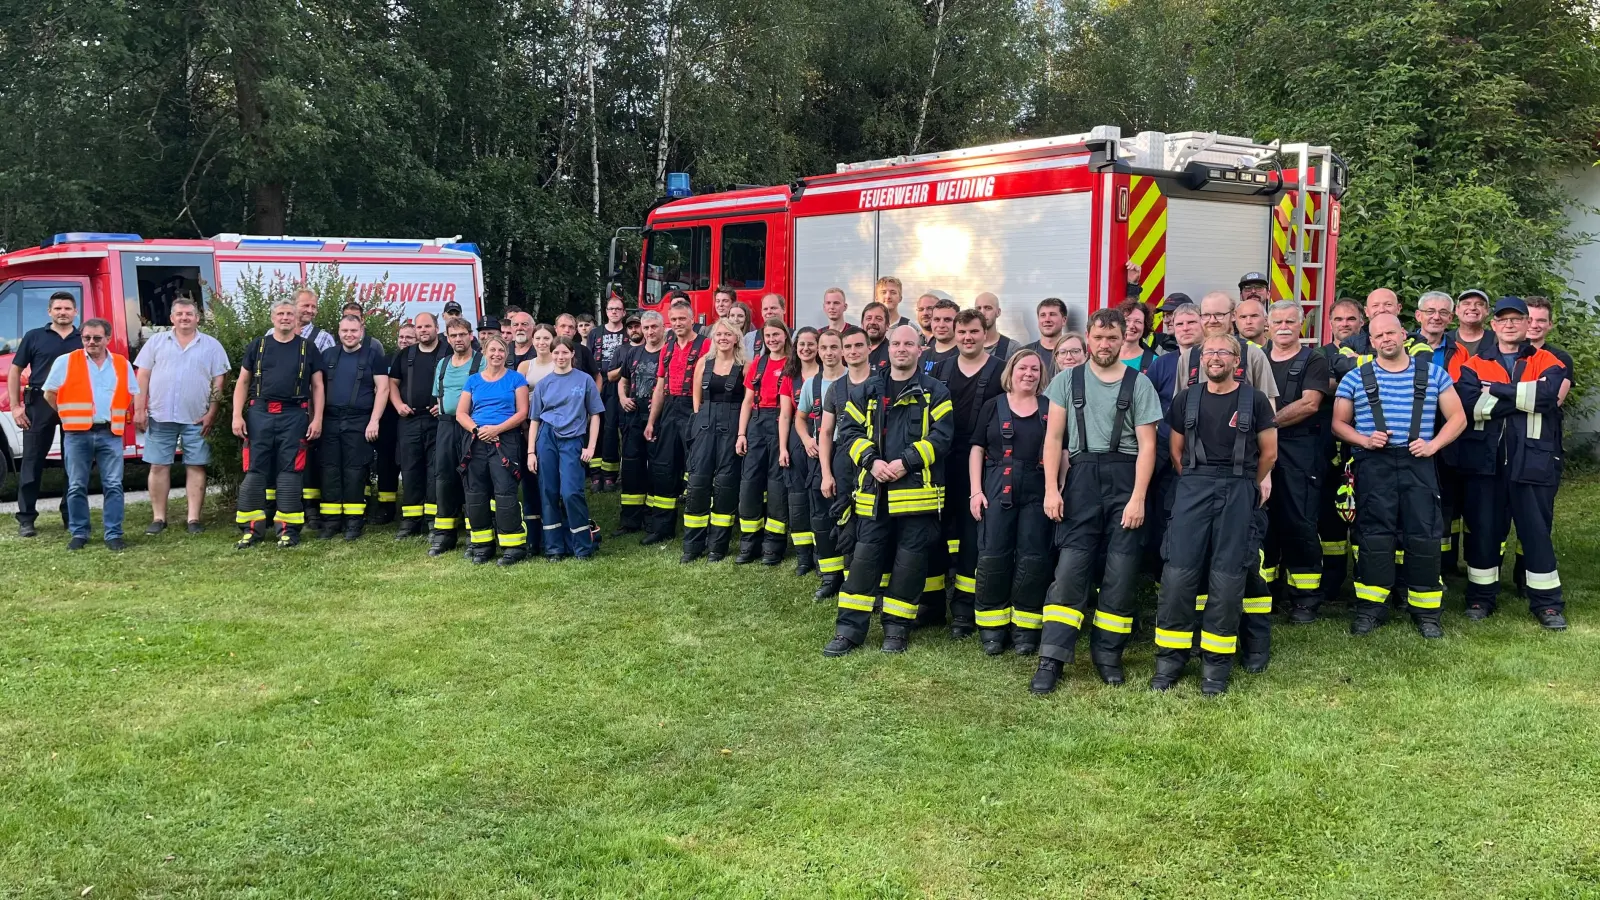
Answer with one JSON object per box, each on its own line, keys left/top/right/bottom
{"left": 9, "top": 271, "right": 1573, "bottom": 696}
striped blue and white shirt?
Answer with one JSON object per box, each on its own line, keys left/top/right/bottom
{"left": 1335, "top": 359, "right": 1454, "bottom": 445}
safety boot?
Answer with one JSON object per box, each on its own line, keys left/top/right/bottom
{"left": 395, "top": 518, "right": 423, "bottom": 539}
{"left": 1150, "top": 650, "right": 1188, "bottom": 692}
{"left": 794, "top": 546, "right": 816, "bottom": 577}
{"left": 881, "top": 623, "right": 910, "bottom": 654}
{"left": 1095, "top": 663, "right": 1126, "bottom": 686}
{"left": 276, "top": 524, "right": 302, "bottom": 549}
{"left": 234, "top": 523, "right": 266, "bottom": 550}
{"left": 1030, "top": 658, "right": 1063, "bottom": 695}
{"left": 734, "top": 536, "right": 760, "bottom": 565}
{"left": 466, "top": 542, "right": 495, "bottom": 565}
{"left": 680, "top": 548, "right": 703, "bottom": 564}
{"left": 814, "top": 573, "right": 843, "bottom": 602}
{"left": 1536, "top": 607, "right": 1568, "bottom": 631}
{"left": 427, "top": 530, "right": 458, "bottom": 557}
{"left": 822, "top": 633, "right": 860, "bottom": 657}
{"left": 1350, "top": 613, "right": 1383, "bottom": 636}
{"left": 343, "top": 519, "right": 365, "bottom": 542}
{"left": 978, "top": 628, "right": 1008, "bottom": 656}
{"left": 1199, "top": 653, "right": 1233, "bottom": 696}
{"left": 1288, "top": 605, "right": 1317, "bottom": 625}
{"left": 639, "top": 532, "right": 671, "bottom": 546}
{"left": 371, "top": 503, "right": 396, "bottom": 526}
{"left": 318, "top": 515, "right": 342, "bottom": 541}
{"left": 1412, "top": 613, "right": 1444, "bottom": 639}
{"left": 497, "top": 546, "right": 526, "bottom": 567}
{"left": 1012, "top": 629, "right": 1040, "bottom": 657}
{"left": 948, "top": 623, "right": 976, "bottom": 640}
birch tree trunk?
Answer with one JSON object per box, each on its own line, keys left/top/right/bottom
{"left": 910, "top": 0, "right": 947, "bottom": 156}
{"left": 654, "top": 0, "right": 677, "bottom": 194}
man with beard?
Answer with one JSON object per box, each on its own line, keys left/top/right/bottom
{"left": 1023, "top": 297, "right": 1068, "bottom": 383}
{"left": 861, "top": 301, "right": 891, "bottom": 373}
{"left": 918, "top": 299, "right": 960, "bottom": 374}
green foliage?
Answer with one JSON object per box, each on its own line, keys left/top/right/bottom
{"left": 204, "top": 266, "right": 398, "bottom": 498}
{"left": 1550, "top": 294, "right": 1600, "bottom": 419}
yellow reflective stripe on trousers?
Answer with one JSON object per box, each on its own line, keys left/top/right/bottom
{"left": 277, "top": 511, "right": 305, "bottom": 525}
{"left": 953, "top": 574, "right": 976, "bottom": 595}
{"left": 1093, "top": 610, "right": 1133, "bottom": 634}
{"left": 1194, "top": 593, "right": 1208, "bottom": 612}
{"left": 469, "top": 529, "right": 494, "bottom": 543}
{"left": 1199, "top": 631, "right": 1237, "bottom": 654}
{"left": 975, "top": 607, "right": 1012, "bottom": 627}
{"left": 923, "top": 574, "right": 946, "bottom": 592}
{"left": 1012, "top": 609, "right": 1042, "bottom": 629}
{"left": 1526, "top": 569, "right": 1561, "bottom": 590}
{"left": 401, "top": 505, "right": 424, "bottom": 517}
{"left": 236, "top": 509, "right": 267, "bottom": 523}
{"left": 1155, "top": 627, "right": 1193, "bottom": 649}
{"left": 1407, "top": 589, "right": 1442, "bottom": 609}
{"left": 1242, "top": 596, "right": 1272, "bottom": 615}
{"left": 1354, "top": 582, "right": 1390, "bottom": 603}
{"left": 710, "top": 512, "right": 734, "bottom": 527}
{"left": 1321, "top": 540, "right": 1347, "bottom": 555}
{"left": 740, "top": 517, "right": 764, "bottom": 534}
{"left": 620, "top": 493, "right": 646, "bottom": 507}
{"left": 266, "top": 489, "right": 279, "bottom": 501}
{"left": 838, "top": 592, "right": 875, "bottom": 611}
{"left": 433, "top": 517, "right": 458, "bottom": 529}
{"left": 1286, "top": 571, "right": 1322, "bottom": 589}
{"left": 818, "top": 555, "right": 846, "bottom": 574}
{"left": 498, "top": 530, "right": 527, "bottom": 547}
{"left": 342, "top": 503, "right": 366, "bottom": 515}
{"left": 1043, "top": 605, "right": 1084, "bottom": 628}
{"left": 300, "top": 488, "right": 318, "bottom": 499}
{"left": 378, "top": 491, "right": 397, "bottom": 502}
{"left": 946, "top": 538, "right": 960, "bottom": 554}
{"left": 882, "top": 597, "right": 919, "bottom": 620}
{"left": 319, "top": 502, "right": 341, "bottom": 515}
{"left": 1259, "top": 566, "right": 1278, "bottom": 583}
{"left": 424, "top": 503, "right": 437, "bottom": 516}
{"left": 1467, "top": 566, "right": 1499, "bottom": 585}
{"left": 880, "top": 573, "right": 892, "bottom": 588}
{"left": 683, "top": 514, "right": 710, "bottom": 528}
{"left": 764, "top": 518, "right": 788, "bottom": 535}
{"left": 646, "top": 495, "right": 677, "bottom": 509}
{"left": 791, "top": 530, "right": 814, "bottom": 546}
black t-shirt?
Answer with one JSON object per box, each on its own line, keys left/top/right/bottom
{"left": 389, "top": 343, "right": 448, "bottom": 410}
{"left": 321, "top": 341, "right": 388, "bottom": 412}
{"left": 1165, "top": 385, "right": 1276, "bottom": 469}
{"left": 919, "top": 344, "right": 958, "bottom": 375}
{"left": 977, "top": 395, "right": 1046, "bottom": 467}
{"left": 510, "top": 344, "right": 537, "bottom": 372}
{"left": 1268, "top": 347, "right": 1330, "bottom": 439}
{"left": 615, "top": 344, "right": 662, "bottom": 402}
{"left": 242, "top": 335, "right": 315, "bottom": 402}
{"left": 14, "top": 325, "right": 81, "bottom": 396}
{"left": 573, "top": 342, "right": 597, "bottom": 378}
{"left": 867, "top": 341, "right": 890, "bottom": 373}
{"left": 939, "top": 355, "right": 1005, "bottom": 447}
{"left": 588, "top": 325, "right": 629, "bottom": 373}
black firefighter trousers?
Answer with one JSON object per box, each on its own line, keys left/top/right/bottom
{"left": 1041, "top": 453, "right": 1144, "bottom": 667}
{"left": 835, "top": 512, "right": 940, "bottom": 645}
{"left": 1351, "top": 448, "right": 1443, "bottom": 623}
{"left": 1154, "top": 469, "right": 1259, "bottom": 670}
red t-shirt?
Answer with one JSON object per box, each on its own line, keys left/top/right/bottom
{"left": 744, "top": 355, "right": 794, "bottom": 409}
{"left": 655, "top": 336, "right": 707, "bottom": 397}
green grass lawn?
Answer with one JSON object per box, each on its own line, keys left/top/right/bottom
{"left": 3, "top": 479, "right": 1600, "bottom": 899}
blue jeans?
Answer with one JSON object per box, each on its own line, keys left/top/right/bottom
{"left": 64, "top": 428, "right": 126, "bottom": 541}
{"left": 538, "top": 432, "right": 593, "bottom": 558}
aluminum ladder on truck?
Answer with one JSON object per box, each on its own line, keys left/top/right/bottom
{"left": 1276, "top": 143, "right": 1336, "bottom": 344}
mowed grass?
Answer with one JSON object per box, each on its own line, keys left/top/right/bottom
{"left": 3, "top": 479, "right": 1600, "bottom": 899}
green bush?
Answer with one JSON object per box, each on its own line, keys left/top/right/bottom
{"left": 205, "top": 267, "right": 399, "bottom": 503}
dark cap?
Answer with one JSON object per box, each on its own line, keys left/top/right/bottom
{"left": 1492, "top": 296, "right": 1528, "bottom": 317}
{"left": 1239, "top": 271, "right": 1269, "bottom": 288}
{"left": 1456, "top": 288, "right": 1489, "bottom": 304}
{"left": 624, "top": 314, "right": 642, "bottom": 326}
{"left": 443, "top": 300, "right": 464, "bottom": 314}
{"left": 478, "top": 315, "right": 500, "bottom": 331}
{"left": 1159, "top": 292, "right": 1193, "bottom": 312}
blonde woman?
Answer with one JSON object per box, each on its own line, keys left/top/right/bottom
{"left": 968, "top": 349, "right": 1052, "bottom": 656}
{"left": 455, "top": 333, "right": 530, "bottom": 566}
{"left": 681, "top": 320, "right": 746, "bottom": 562}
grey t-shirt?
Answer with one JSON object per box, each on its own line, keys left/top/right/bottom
{"left": 1042, "top": 364, "right": 1162, "bottom": 455}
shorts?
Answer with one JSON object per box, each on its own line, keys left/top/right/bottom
{"left": 142, "top": 419, "right": 210, "bottom": 466}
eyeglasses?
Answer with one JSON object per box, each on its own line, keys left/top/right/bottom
{"left": 1200, "top": 312, "right": 1231, "bottom": 320}
{"left": 1200, "top": 348, "right": 1237, "bottom": 358}
{"left": 81, "top": 334, "right": 106, "bottom": 343}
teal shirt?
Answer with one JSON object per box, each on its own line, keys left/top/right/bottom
{"left": 435, "top": 356, "right": 475, "bottom": 416}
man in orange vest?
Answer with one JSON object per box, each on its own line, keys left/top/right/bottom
{"left": 42, "top": 318, "right": 139, "bottom": 551}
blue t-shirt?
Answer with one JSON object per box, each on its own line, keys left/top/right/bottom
{"left": 463, "top": 370, "right": 527, "bottom": 427}
{"left": 1336, "top": 359, "right": 1454, "bottom": 444}
{"left": 529, "top": 368, "right": 605, "bottom": 439}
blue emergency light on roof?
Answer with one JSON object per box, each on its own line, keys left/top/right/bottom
{"left": 237, "top": 238, "right": 326, "bottom": 250}
{"left": 443, "top": 242, "right": 480, "bottom": 255}
{"left": 344, "top": 240, "right": 424, "bottom": 252}
{"left": 666, "top": 172, "right": 692, "bottom": 199}
{"left": 43, "top": 232, "right": 143, "bottom": 247}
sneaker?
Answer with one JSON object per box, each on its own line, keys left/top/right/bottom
{"left": 67, "top": 536, "right": 88, "bottom": 551}
{"left": 1030, "top": 658, "right": 1063, "bottom": 695}
{"left": 1536, "top": 608, "right": 1568, "bottom": 631}
{"left": 104, "top": 538, "right": 127, "bottom": 552}
{"left": 145, "top": 520, "right": 167, "bottom": 536}
{"left": 187, "top": 520, "right": 205, "bottom": 534}
{"left": 822, "top": 634, "right": 859, "bottom": 657}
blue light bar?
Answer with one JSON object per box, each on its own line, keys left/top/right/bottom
{"left": 666, "top": 172, "right": 692, "bottom": 199}
{"left": 344, "top": 240, "right": 424, "bottom": 252}
{"left": 443, "top": 242, "right": 480, "bottom": 256}
{"left": 237, "top": 238, "right": 326, "bottom": 250}
{"left": 44, "top": 232, "right": 143, "bottom": 247}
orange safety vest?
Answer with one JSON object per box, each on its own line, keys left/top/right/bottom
{"left": 57, "top": 349, "right": 132, "bottom": 435}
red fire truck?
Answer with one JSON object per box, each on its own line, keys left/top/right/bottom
{"left": 0, "top": 232, "right": 484, "bottom": 470}
{"left": 615, "top": 126, "right": 1345, "bottom": 343}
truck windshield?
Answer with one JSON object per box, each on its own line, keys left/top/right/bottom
{"left": 643, "top": 226, "right": 710, "bottom": 304}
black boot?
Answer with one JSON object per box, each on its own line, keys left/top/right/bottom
{"left": 734, "top": 534, "right": 760, "bottom": 564}
{"left": 1200, "top": 653, "right": 1234, "bottom": 696}
{"left": 497, "top": 546, "right": 526, "bottom": 567}
{"left": 794, "top": 546, "right": 816, "bottom": 576}
{"left": 1030, "top": 658, "right": 1063, "bottom": 695}
{"left": 680, "top": 547, "right": 703, "bottom": 564}
{"left": 395, "top": 518, "right": 423, "bottom": 539}
{"left": 1150, "top": 650, "right": 1189, "bottom": 691}
{"left": 276, "top": 523, "right": 302, "bottom": 548}
{"left": 234, "top": 521, "right": 266, "bottom": 550}
{"left": 371, "top": 503, "right": 395, "bottom": 526}
{"left": 1412, "top": 612, "right": 1444, "bottom": 639}
{"left": 822, "top": 633, "right": 860, "bottom": 657}
{"left": 639, "top": 531, "right": 671, "bottom": 546}
{"left": 814, "top": 573, "right": 843, "bottom": 601}
{"left": 979, "top": 628, "right": 1008, "bottom": 656}
{"left": 427, "top": 529, "right": 458, "bottom": 557}
{"left": 466, "top": 542, "right": 495, "bottom": 565}
{"left": 881, "top": 623, "right": 910, "bottom": 654}
{"left": 1012, "top": 628, "right": 1040, "bottom": 657}
{"left": 343, "top": 518, "right": 365, "bottom": 542}
{"left": 1094, "top": 662, "right": 1126, "bottom": 686}
{"left": 318, "top": 515, "right": 342, "bottom": 541}
{"left": 1288, "top": 604, "right": 1317, "bottom": 625}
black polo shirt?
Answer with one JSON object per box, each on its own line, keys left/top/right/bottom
{"left": 14, "top": 325, "right": 81, "bottom": 395}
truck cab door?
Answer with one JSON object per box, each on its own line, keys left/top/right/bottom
{"left": 0, "top": 277, "right": 89, "bottom": 463}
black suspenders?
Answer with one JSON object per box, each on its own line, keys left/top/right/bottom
{"left": 1070, "top": 365, "right": 1138, "bottom": 455}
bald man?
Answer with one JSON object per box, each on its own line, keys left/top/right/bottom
{"left": 973, "top": 292, "right": 1018, "bottom": 361}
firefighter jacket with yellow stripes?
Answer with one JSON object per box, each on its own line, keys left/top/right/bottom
{"left": 1335, "top": 328, "right": 1432, "bottom": 380}
{"left": 837, "top": 371, "right": 955, "bottom": 518}
{"left": 1451, "top": 341, "right": 1567, "bottom": 486}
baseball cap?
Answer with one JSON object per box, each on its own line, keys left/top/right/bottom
{"left": 443, "top": 300, "right": 464, "bottom": 314}
{"left": 478, "top": 315, "right": 501, "bottom": 331}
{"left": 1159, "top": 292, "right": 1192, "bottom": 312}
{"left": 624, "top": 314, "right": 642, "bottom": 326}
{"left": 1492, "top": 296, "right": 1528, "bottom": 317}
{"left": 1239, "top": 271, "right": 1269, "bottom": 287}
{"left": 1456, "top": 288, "right": 1489, "bottom": 304}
